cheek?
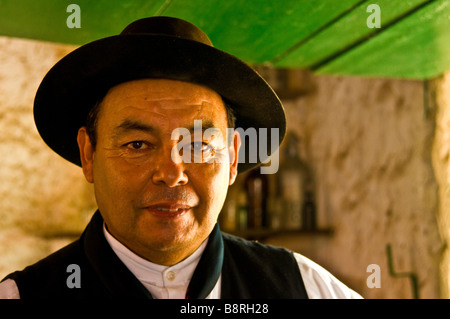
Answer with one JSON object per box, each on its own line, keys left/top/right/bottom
{"left": 92, "top": 152, "right": 150, "bottom": 211}
{"left": 191, "top": 163, "right": 230, "bottom": 214}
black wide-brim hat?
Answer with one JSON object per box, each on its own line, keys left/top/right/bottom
{"left": 34, "top": 16, "right": 286, "bottom": 173}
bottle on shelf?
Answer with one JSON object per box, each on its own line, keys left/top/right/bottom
{"left": 220, "top": 192, "right": 237, "bottom": 232}
{"left": 267, "top": 195, "right": 284, "bottom": 230}
{"left": 244, "top": 167, "right": 269, "bottom": 229}
{"left": 301, "top": 182, "right": 317, "bottom": 230}
{"left": 237, "top": 192, "right": 248, "bottom": 231}
{"left": 277, "top": 133, "right": 309, "bottom": 230}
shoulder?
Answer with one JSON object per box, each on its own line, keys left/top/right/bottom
{"left": 221, "top": 232, "right": 299, "bottom": 269}
{"left": 222, "top": 233, "right": 362, "bottom": 299}
{"left": 1, "top": 240, "right": 84, "bottom": 298}
{"left": 293, "top": 252, "right": 363, "bottom": 299}
{"left": 13, "top": 240, "right": 82, "bottom": 278}
{"left": 221, "top": 233, "right": 308, "bottom": 298}
{"left": 222, "top": 232, "right": 292, "bottom": 256}
{"left": 0, "top": 279, "right": 20, "bottom": 299}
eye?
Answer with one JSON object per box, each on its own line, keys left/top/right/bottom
{"left": 126, "top": 141, "right": 148, "bottom": 150}
{"left": 191, "top": 141, "right": 213, "bottom": 153}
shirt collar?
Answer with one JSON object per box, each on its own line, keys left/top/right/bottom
{"left": 103, "top": 223, "right": 208, "bottom": 289}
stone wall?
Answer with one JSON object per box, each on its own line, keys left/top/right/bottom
{"left": 431, "top": 73, "right": 450, "bottom": 299}
{"left": 0, "top": 36, "right": 447, "bottom": 299}
{"left": 261, "top": 73, "right": 443, "bottom": 299}
{"left": 0, "top": 37, "right": 96, "bottom": 278}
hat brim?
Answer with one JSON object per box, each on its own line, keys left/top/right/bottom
{"left": 34, "top": 34, "right": 286, "bottom": 173}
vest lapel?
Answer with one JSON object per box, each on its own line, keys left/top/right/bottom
{"left": 185, "top": 223, "right": 223, "bottom": 299}
{"left": 82, "top": 211, "right": 152, "bottom": 298}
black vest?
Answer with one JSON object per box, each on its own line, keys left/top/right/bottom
{"left": 3, "top": 212, "right": 308, "bottom": 299}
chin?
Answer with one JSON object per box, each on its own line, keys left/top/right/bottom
{"left": 137, "top": 219, "right": 197, "bottom": 249}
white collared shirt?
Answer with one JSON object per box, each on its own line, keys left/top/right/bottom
{"left": 0, "top": 228, "right": 362, "bottom": 299}
{"left": 102, "top": 225, "right": 220, "bottom": 299}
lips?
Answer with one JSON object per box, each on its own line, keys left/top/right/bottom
{"left": 145, "top": 202, "right": 192, "bottom": 219}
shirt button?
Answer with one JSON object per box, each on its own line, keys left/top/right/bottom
{"left": 166, "top": 271, "right": 176, "bottom": 281}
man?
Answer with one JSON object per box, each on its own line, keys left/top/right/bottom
{"left": 0, "top": 16, "right": 361, "bottom": 299}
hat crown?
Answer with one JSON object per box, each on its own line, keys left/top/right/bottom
{"left": 120, "top": 16, "right": 213, "bottom": 46}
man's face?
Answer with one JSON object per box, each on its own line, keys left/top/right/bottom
{"left": 77, "top": 79, "right": 240, "bottom": 265}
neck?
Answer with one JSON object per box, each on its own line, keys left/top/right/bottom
{"left": 104, "top": 225, "right": 208, "bottom": 266}
{"left": 138, "top": 244, "right": 203, "bottom": 266}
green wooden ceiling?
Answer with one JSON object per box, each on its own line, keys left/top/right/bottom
{"left": 0, "top": 0, "right": 449, "bottom": 79}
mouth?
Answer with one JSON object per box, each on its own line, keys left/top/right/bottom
{"left": 145, "top": 203, "right": 192, "bottom": 219}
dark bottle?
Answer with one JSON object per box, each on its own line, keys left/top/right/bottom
{"left": 277, "top": 133, "right": 308, "bottom": 230}
{"left": 245, "top": 167, "right": 269, "bottom": 229}
{"left": 302, "top": 187, "right": 317, "bottom": 230}
{"left": 220, "top": 191, "right": 237, "bottom": 232}
{"left": 237, "top": 192, "right": 248, "bottom": 231}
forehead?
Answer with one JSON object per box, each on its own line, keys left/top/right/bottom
{"left": 99, "top": 78, "right": 227, "bottom": 123}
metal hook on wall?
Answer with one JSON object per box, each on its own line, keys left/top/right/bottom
{"left": 386, "top": 244, "right": 419, "bottom": 299}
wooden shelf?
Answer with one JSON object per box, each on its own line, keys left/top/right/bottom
{"left": 225, "top": 228, "right": 334, "bottom": 241}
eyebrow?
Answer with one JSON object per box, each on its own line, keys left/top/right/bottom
{"left": 186, "top": 120, "right": 216, "bottom": 133}
{"left": 113, "top": 119, "right": 156, "bottom": 137}
{"left": 113, "top": 119, "right": 219, "bottom": 137}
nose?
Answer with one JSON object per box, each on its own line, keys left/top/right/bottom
{"left": 151, "top": 148, "right": 188, "bottom": 187}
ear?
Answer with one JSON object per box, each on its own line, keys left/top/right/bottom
{"left": 228, "top": 129, "right": 241, "bottom": 185}
{"left": 77, "top": 127, "right": 95, "bottom": 183}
